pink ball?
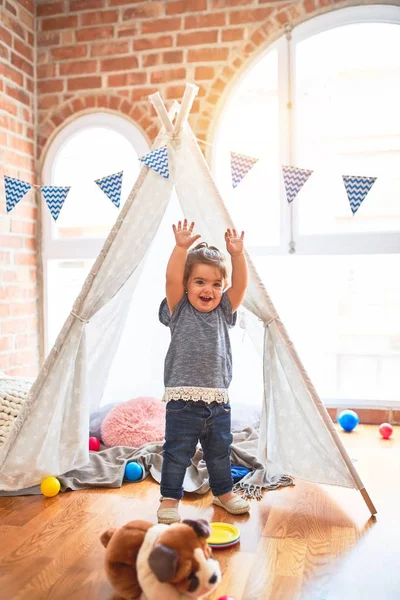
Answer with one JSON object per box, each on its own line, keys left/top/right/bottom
{"left": 379, "top": 423, "right": 393, "bottom": 440}
{"left": 218, "top": 597, "right": 236, "bottom": 600}
{"left": 89, "top": 436, "right": 101, "bottom": 451}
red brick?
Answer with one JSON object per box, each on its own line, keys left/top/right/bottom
{"left": 165, "top": 84, "right": 186, "bottom": 99}
{"left": 117, "top": 25, "right": 138, "bottom": 37}
{"left": 42, "top": 15, "right": 79, "bottom": 31}
{"left": 123, "top": 3, "right": 163, "bottom": 20}
{"left": 162, "top": 50, "right": 183, "bottom": 64}
{"left": 0, "top": 43, "right": 10, "bottom": 61}
{"left": 195, "top": 66, "right": 215, "bottom": 80}
{"left": 142, "top": 54, "right": 161, "bottom": 67}
{"left": 1, "top": 13, "right": 25, "bottom": 40}
{"left": 141, "top": 18, "right": 181, "bottom": 35}
{"left": 9, "top": 136, "right": 34, "bottom": 155}
{"left": 37, "top": 31, "right": 60, "bottom": 46}
{"left": 0, "top": 336, "right": 13, "bottom": 351}
{"left": 0, "top": 25, "right": 13, "bottom": 47}
{"left": 19, "top": 7, "right": 35, "bottom": 31}
{"left": 70, "top": 0, "right": 106, "bottom": 9}
{"left": 0, "top": 252, "right": 12, "bottom": 265}
{"left": 0, "top": 63, "right": 24, "bottom": 87}
{"left": 60, "top": 60, "right": 98, "bottom": 75}
{"left": 230, "top": 8, "right": 274, "bottom": 24}
{"left": 150, "top": 68, "right": 186, "bottom": 84}
{"left": 51, "top": 45, "right": 88, "bottom": 60}
{"left": 130, "top": 87, "right": 158, "bottom": 101}
{"left": 37, "top": 64, "right": 58, "bottom": 79}
{"left": 0, "top": 97, "right": 18, "bottom": 116}
{"left": 15, "top": 252, "right": 36, "bottom": 266}
{"left": 14, "top": 38, "right": 34, "bottom": 63}
{"left": 5, "top": 1, "right": 17, "bottom": 16}
{"left": 184, "top": 13, "right": 226, "bottom": 28}
{"left": 67, "top": 76, "right": 102, "bottom": 91}
{"left": 90, "top": 41, "right": 129, "bottom": 57}
{"left": 211, "top": 0, "right": 253, "bottom": 5}
{"left": 38, "top": 94, "right": 61, "bottom": 110}
{"left": 5, "top": 85, "right": 31, "bottom": 107}
{"left": 222, "top": 27, "right": 245, "bottom": 42}
{"left": 80, "top": 10, "right": 118, "bottom": 27}
{"left": 11, "top": 52, "right": 34, "bottom": 77}
{"left": 166, "top": 0, "right": 207, "bottom": 14}
{"left": 177, "top": 30, "right": 218, "bottom": 46}
{"left": 38, "top": 79, "right": 64, "bottom": 94}
{"left": 100, "top": 56, "right": 138, "bottom": 72}
{"left": 134, "top": 35, "right": 173, "bottom": 51}
{"left": 187, "top": 47, "right": 230, "bottom": 62}
{"left": 109, "top": 0, "right": 142, "bottom": 4}
{"left": 108, "top": 72, "right": 147, "bottom": 87}
{"left": 10, "top": 301, "right": 37, "bottom": 316}
{"left": 76, "top": 26, "right": 114, "bottom": 41}
{"left": 36, "top": 1, "right": 65, "bottom": 16}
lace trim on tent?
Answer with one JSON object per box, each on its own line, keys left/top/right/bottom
{"left": 162, "top": 386, "right": 229, "bottom": 404}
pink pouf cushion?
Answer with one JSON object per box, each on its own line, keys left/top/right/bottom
{"left": 101, "top": 397, "right": 166, "bottom": 448}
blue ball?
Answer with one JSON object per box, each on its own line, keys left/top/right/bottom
{"left": 124, "top": 461, "right": 143, "bottom": 482}
{"left": 338, "top": 410, "right": 359, "bottom": 432}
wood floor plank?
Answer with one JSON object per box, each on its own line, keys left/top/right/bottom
{"left": 0, "top": 425, "right": 398, "bottom": 599}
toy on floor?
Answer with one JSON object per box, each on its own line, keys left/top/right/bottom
{"left": 379, "top": 423, "right": 393, "bottom": 439}
{"left": 89, "top": 436, "right": 101, "bottom": 451}
{"left": 100, "top": 518, "right": 221, "bottom": 600}
{"left": 124, "top": 461, "right": 144, "bottom": 481}
{"left": 338, "top": 410, "right": 359, "bottom": 432}
{"left": 207, "top": 523, "right": 240, "bottom": 549}
{"left": 40, "top": 476, "right": 60, "bottom": 497}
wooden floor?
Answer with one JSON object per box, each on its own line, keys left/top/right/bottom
{"left": 0, "top": 424, "right": 399, "bottom": 600}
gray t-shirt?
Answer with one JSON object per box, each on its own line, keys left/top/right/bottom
{"left": 159, "top": 293, "right": 237, "bottom": 400}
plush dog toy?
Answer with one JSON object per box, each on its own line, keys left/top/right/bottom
{"left": 100, "top": 518, "right": 221, "bottom": 600}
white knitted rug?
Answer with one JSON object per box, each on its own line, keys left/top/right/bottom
{"left": 0, "top": 376, "right": 33, "bottom": 452}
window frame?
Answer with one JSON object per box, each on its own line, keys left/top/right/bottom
{"left": 41, "top": 112, "right": 149, "bottom": 354}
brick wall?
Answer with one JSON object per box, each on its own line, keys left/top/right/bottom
{"left": 35, "top": 0, "right": 358, "bottom": 157}
{"left": 0, "top": 0, "right": 39, "bottom": 377}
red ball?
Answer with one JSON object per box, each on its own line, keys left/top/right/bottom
{"left": 218, "top": 597, "right": 236, "bottom": 600}
{"left": 89, "top": 436, "right": 101, "bottom": 451}
{"left": 379, "top": 423, "right": 393, "bottom": 440}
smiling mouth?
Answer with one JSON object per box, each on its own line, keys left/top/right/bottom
{"left": 199, "top": 297, "right": 212, "bottom": 303}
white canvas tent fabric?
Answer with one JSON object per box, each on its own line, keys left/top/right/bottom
{"left": 0, "top": 85, "right": 374, "bottom": 514}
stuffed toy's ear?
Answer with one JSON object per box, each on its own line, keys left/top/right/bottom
{"left": 100, "top": 528, "right": 116, "bottom": 548}
{"left": 148, "top": 544, "right": 179, "bottom": 582}
{"left": 182, "top": 519, "right": 211, "bottom": 538}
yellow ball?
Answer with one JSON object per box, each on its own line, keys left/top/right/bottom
{"left": 40, "top": 476, "right": 61, "bottom": 497}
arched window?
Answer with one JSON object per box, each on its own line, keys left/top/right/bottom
{"left": 41, "top": 113, "right": 149, "bottom": 353}
{"left": 213, "top": 6, "right": 400, "bottom": 408}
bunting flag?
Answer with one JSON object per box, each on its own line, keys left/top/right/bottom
{"left": 230, "top": 152, "right": 259, "bottom": 188}
{"left": 95, "top": 171, "right": 123, "bottom": 208}
{"left": 4, "top": 176, "right": 32, "bottom": 212}
{"left": 282, "top": 165, "right": 313, "bottom": 204}
{"left": 342, "top": 175, "right": 377, "bottom": 215}
{"left": 139, "top": 145, "right": 169, "bottom": 179}
{"left": 41, "top": 186, "right": 71, "bottom": 221}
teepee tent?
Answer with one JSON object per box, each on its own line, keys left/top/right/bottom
{"left": 0, "top": 84, "right": 375, "bottom": 515}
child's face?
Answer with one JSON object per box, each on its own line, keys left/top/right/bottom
{"left": 187, "top": 264, "right": 224, "bottom": 313}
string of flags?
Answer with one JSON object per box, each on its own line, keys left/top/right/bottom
{"left": 3, "top": 145, "right": 379, "bottom": 220}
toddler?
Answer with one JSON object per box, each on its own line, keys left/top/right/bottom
{"left": 157, "top": 219, "right": 250, "bottom": 524}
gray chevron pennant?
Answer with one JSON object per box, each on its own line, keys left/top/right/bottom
{"left": 95, "top": 171, "right": 123, "bottom": 208}
{"left": 139, "top": 145, "right": 169, "bottom": 179}
{"left": 282, "top": 166, "right": 313, "bottom": 203}
{"left": 230, "top": 151, "right": 258, "bottom": 188}
{"left": 41, "top": 186, "right": 71, "bottom": 221}
{"left": 342, "top": 175, "right": 376, "bottom": 215}
{"left": 4, "top": 176, "right": 32, "bottom": 212}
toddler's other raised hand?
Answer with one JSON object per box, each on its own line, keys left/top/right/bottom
{"left": 173, "top": 219, "right": 201, "bottom": 249}
{"left": 225, "top": 228, "right": 244, "bottom": 256}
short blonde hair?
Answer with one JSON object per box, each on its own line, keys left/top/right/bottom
{"left": 183, "top": 243, "right": 228, "bottom": 288}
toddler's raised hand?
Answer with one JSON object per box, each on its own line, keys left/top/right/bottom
{"left": 173, "top": 219, "right": 201, "bottom": 249}
{"left": 225, "top": 228, "right": 245, "bottom": 256}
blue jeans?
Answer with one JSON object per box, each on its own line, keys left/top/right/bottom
{"left": 160, "top": 400, "right": 233, "bottom": 500}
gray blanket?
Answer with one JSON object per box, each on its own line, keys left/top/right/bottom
{"left": 0, "top": 427, "right": 293, "bottom": 497}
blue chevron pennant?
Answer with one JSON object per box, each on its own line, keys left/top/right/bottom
{"left": 4, "top": 176, "right": 32, "bottom": 212}
{"left": 95, "top": 171, "right": 123, "bottom": 208}
{"left": 230, "top": 152, "right": 258, "bottom": 188}
{"left": 282, "top": 166, "right": 313, "bottom": 204}
{"left": 41, "top": 186, "right": 70, "bottom": 221}
{"left": 342, "top": 175, "right": 376, "bottom": 215}
{"left": 139, "top": 145, "right": 169, "bottom": 179}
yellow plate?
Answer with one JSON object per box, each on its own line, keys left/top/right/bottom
{"left": 207, "top": 522, "right": 241, "bottom": 545}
